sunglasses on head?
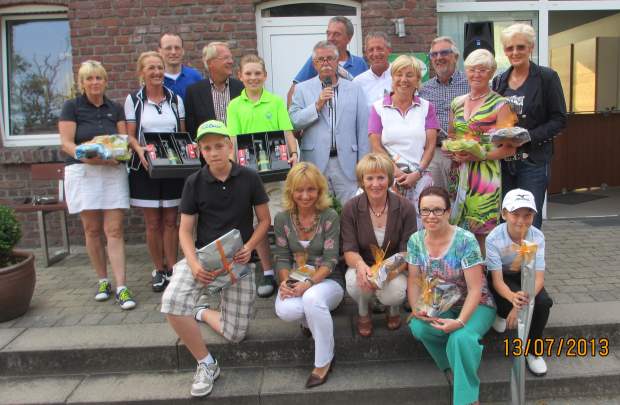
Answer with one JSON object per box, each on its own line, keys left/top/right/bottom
{"left": 429, "top": 49, "right": 453, "bottom": 58}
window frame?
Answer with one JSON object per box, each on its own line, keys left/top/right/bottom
{"left": 1, "top": 5, "right": 69, "bottom": 147}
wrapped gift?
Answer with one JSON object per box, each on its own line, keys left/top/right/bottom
{"left": 75, "top": 135, "right": 130, "bottom": 161}
{"left": 490, "top": 127, "right": 531, "bottom": 147}
{"left": 366, "top": 244, "right": 406, "bottom": 289}
{"left": 442, "top": 137, "right": 487, "bottom": 160}
{"left": 510, "top": 237, "right": 538, "bottom": 405}
{"left": 194, "top": 229, "right": 251, "bottom": 295}
{"left": 414, "top": 275, "right": 462, "bottom": 318}
{"left": 289, "top": 251, "right": 316, "bottom": 282}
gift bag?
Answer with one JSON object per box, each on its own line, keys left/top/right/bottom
{"left": 414, "top": 275, "right": 462, "bottom": 318}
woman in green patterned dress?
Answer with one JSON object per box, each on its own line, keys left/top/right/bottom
{"left": 446, "top": 49, "right": 516, "bottom": 253}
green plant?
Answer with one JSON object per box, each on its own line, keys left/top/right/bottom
{"left": 0, "top": 206, "right": 22, "bottom": 267}
{"left": 329, "top": 193, "right": 343, "bottom": 216}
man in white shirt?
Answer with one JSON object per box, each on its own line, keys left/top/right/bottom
{"left": 353, "top": 32, "right": 393, "bottom": 108}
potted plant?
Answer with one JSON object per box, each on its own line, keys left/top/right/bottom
{"left": 0, "top": 205, "right": 36, "bottom": 322}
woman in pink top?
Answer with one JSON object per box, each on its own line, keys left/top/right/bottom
{"left": 368, "top": 55, "right": 440, "bottom": 229}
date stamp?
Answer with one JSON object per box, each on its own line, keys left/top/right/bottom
{"left": 503, "top": 337, "right": 609, "bottom": 357}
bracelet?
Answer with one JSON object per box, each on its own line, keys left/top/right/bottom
{"left": 290, "top": 151, "right": 298, "bottom": 156}
{"left": 305, "top": 278, "right": 315, "bottom": 286}
{"left": 456, "top": 318, "right": 465, "bottom": 328}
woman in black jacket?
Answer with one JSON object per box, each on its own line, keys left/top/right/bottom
{"left": 492, "top": 23, "right": 567, "bottom": 228}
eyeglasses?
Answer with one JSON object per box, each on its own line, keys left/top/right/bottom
{"left": 214, "top": 55, "right": 234, "bottom": 62}
{"left": 428, "top": 49, "right": 453, "bottom": 58}
{"left": 504, "top": 44, "right": 528, "bottom": 53}
{"left": 466, "top": 67, "right": 491, "bottom": 74}
{"left": 314, "top": 56, "right": 336, "bottom": 64}
{"left": 420, "top": 208, "right": 448, "bottom": 217}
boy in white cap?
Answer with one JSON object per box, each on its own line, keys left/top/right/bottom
{"left": 161, "top": 120, "right": 270, "bottom": 397}
{"left": 485, "top": 188, "right": 553, "bottom": 376}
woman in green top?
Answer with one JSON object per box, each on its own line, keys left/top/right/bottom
{"left": 273, "top": 162, "right": 344, "bottom": 389}
{"left": 226, "top": 54, "right": 299, "bottom": 298}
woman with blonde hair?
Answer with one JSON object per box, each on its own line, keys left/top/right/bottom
{"left": 341, "top": 153, "right": 417, "bottom": 336}
{"left": 369, "top": 54, "right": 439, "bottom": 229}
{"left": 492, "top": 23, "right": 566, "bottom": 229}
{"left": 124, "top": 51, "right": 186, "bottom": 294}
{"left": 273, "top": 162, "right": 343, "bottom": 389}
{"left": 59, "top": 60, "right": 136, "bottom": 309}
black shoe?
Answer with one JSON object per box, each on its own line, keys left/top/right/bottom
{"left": 257, "top": 275, "right": 277, "bottom": 298}
{"left": 152, "top": 270, "right": 167, "bottom": 292}
{"left": 164, "top": 270, "right": 173, "bottom": 285}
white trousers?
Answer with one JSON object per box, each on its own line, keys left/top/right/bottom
{"left": 345, "top": 268, "right": 407, "bottom": 316}
{"left": 275, "top": 279, "right": 344, "bottom": 367}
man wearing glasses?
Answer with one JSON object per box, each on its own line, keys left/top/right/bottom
{"left": 289, "top": 41, "right": 369, "bottom": 203}
{"left": 419, "top": 37, "right": 469, "bottom": 191}
{"left": 287, "top": 16, "right": 368, "bottom": 105}
{"left": 185, "top": 42, "right": 244, "bottom": 139}
{"left": 159, "top": 33, "right": 202, "bottom": 102}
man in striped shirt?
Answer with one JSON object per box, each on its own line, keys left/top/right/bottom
{"left": 419, "top": 36, "right": 469, "bottom": 191}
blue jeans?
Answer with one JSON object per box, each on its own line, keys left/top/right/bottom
{"left": 501, "top": 159, "right": 549, "bottom": 229}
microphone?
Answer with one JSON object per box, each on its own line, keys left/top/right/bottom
{"left": 322, "top": 76, "right": 333, "bottom": 109}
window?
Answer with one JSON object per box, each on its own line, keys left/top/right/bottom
{"left": 1, "top": 6, "right": 72, "bottom": 147}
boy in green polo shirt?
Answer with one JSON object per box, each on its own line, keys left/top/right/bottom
{"left": 226, "top": 54, "right": 299, "bottom": 298}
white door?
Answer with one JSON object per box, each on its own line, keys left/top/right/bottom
{"left": 257, "top": 5, "right": 363, "bottom": 100}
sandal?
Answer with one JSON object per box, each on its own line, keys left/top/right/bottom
{"left": 386, "top": 314, "right": 402, "bottom": 330}
{"left": 357, "top": 315, "right": 373, "bottom": 337}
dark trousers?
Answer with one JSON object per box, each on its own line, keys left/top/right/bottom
{"left": 502, "top": 160, "right": 549, "bottom": 229}
{"left": 488, "top": 271, "right": 553, "bottom": 341}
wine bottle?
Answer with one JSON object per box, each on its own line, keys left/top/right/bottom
{"left": 257, "top": 142, "right": 270, "bottom": 172}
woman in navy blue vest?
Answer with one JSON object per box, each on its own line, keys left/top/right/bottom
{"left": 125, "top": 51, "right": 186, "bottom": 294}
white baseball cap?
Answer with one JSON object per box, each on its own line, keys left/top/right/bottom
{"left": 502, "top": 188, "right": 537, "bottom": 213}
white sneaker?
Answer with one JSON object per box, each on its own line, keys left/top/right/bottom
{"left": 492, "top": 315, "right": 506, "bottom": 333}
{"left": 526, "top": 355, "right": 547, "bottom": 376}
{"left": 190, "top": 360, "right": 220, "bottom": 397}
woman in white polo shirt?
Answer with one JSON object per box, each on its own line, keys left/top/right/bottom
{"left": 368, "top": 55, "right": 439, "bottom": 229}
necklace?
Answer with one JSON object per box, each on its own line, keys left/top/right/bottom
{"left": 468, "top": 91, "right": 489, "bottom": 101}
{"left": 293, "top": 210, "right": 319, "bottom": 233}
{"left": 368, "top": 196, "right": 388, "bottom": 217}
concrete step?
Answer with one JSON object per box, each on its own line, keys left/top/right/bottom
{"left": 1, "top": 302, "right": 619, "bottom": 377}
{"left": 1, "top": 354, "right": 620, "bottom": 404}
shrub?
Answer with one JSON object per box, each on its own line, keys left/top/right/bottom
{"left": 0, "top": 206, "right": 22, "bottom": 267}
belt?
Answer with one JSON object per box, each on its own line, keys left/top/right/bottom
{"left": 504, "top": 152, "right": 529, "bottom": 162}
{"left": 329, "top": 149, "right": 338, "bottom": 157}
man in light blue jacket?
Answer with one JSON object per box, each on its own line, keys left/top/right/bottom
{"left": 289, "top": 41, "right": 369, "bottom": 203}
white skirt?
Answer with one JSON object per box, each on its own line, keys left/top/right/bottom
{"left": 64, "top": 163, "right": 130, "bottom": 214}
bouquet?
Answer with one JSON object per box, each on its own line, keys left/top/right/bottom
{"left": 414, "top": 275, "right": 461, "bottom": 318}
{"left": 181, "top": 229, "right": 251, "bottom": 295}
{"left": 289, "top": 251, "right": 316, "bottom": 282}
{"left": 442, "top": 137, "right": 487, "bottom": 160}
{"left": 75, "top": 134, "right": 131, "bottom": 161}
{"left": 366, "top": 244, "right": 406, "bottom": 289}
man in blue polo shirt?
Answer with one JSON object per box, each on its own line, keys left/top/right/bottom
{"left": 159, "top": 33, "right": 202, "bottom": 101}
{"left": 287, "top": 16, "right": 367, "bottom": 105}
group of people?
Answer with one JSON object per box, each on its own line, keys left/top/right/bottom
{"left": 58, "top": 16, "right": 565, "bottom": 404}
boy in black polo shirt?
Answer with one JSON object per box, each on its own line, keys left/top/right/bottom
{"left": 161, "top": 120, "right": 270, "bottom": 398}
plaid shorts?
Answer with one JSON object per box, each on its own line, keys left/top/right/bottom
{"left": 161, "top": 258, "right": 256, "bottom": 343}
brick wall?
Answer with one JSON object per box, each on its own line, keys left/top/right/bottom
{"left": 1, "top": 0, "right": 436, "bottom": 249}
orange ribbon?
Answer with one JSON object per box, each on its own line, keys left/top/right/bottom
{"left": 211, "top": 240, "right": 238, "bottom": 284}
{"left": 510, "top": 240, "right": 538, "bottom": 272}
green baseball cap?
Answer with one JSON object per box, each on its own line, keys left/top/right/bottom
{"left": 195, "top": 120, "right": 231, "bottom": 141}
